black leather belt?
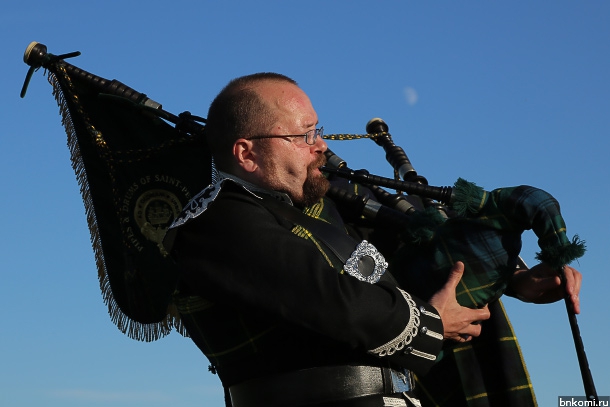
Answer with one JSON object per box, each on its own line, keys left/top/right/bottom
{"left": 228, "top": 365, "right": 412, "bottom": 407}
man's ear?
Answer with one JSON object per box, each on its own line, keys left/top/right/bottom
{"left": 233, "top": 139, "right": 258, "bottom": 173}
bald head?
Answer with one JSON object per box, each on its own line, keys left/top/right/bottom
{"left": 205, "top": 73, "right": 298, "bottom": 171}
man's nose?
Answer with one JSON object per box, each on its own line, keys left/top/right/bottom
{"left": 312, "top": 135, "right": 327, "bottom": 153}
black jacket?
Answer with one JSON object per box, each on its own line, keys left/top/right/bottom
{"left": 164, "top": 177, "right": 444, "bottom": 387}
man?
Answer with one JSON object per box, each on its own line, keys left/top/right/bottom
{"left": 163, "top": 73, "right": 581, "bottom": 407}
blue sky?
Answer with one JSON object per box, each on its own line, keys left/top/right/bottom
{"left": 1, "top": 1, "right": 609, "bottom": 406}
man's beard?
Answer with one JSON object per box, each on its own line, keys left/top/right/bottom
{"left": 300, "top": 154, "right": 330, "bottom": 207}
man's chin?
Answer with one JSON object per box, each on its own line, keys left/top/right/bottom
{"left": 300, "top": 176, "right": 330, "bottom": 207}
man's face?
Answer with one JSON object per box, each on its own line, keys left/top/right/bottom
{"left": 251, "top": 81, "right": 329, "bottom": 206}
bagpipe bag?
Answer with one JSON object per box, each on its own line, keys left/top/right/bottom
{"left": 391, "top": 178, "right": 585, "bottom": 308}
{"left": 326, "top": 157, "right": 585, "bottom": 406}
{"left": 385, "top": 178, "right": 585, "bottom": 406}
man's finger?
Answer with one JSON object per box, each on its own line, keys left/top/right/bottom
{"left": 467, "top": 305, "right": 491, "bottom": 325}
{"left": 563, "top": 266, "right": 582, "bottom": 297}
{"left": 445, "top": 261, "right": 465, "bottom": 290}
{"left": 459, "top": 321, "right": 483, "bottom": 339}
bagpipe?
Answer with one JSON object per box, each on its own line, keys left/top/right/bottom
{"left": 21, "top": 42, "right": 597, "bottom": 402}
{"left": 319, "top": 119, "right": 597, "bottom": 402}
{"left": 321, "top": 121, "right": 584, "bottom": 306}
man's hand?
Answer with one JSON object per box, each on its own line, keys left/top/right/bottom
{"left": 508, "top": 263, "right": 582, "bottom": 314}
{"left": 428, "top": 262, "right": 491, "bottom": 342}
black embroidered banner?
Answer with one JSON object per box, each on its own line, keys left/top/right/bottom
{"left": 26, "top": 43, "right": 211, "bottom": 341}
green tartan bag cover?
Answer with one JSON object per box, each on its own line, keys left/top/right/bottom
{"left": 391, "top": 178, "right": 585, "bottom": 308}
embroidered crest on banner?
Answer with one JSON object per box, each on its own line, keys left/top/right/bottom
{"left": 134, "top": 189, "right": 183, "bottom": 256}
{"left": 120, "top": 174, "right": 191, "bottom": 257}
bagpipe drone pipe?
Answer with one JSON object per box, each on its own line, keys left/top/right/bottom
{"left": 320, "top": 118, "right": 597, "bottom": 403}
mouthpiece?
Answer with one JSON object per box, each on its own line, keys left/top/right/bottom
{"left": 324, "top": 149, "right": 347, "bottom": 169}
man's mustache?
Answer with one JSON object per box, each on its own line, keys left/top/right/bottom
{"left": 311, "top": 154, "right": 327, "bottom": 171}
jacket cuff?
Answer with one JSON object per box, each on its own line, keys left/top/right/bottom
{"left": 367, "top": 288, "right": 444, "bottom": 375}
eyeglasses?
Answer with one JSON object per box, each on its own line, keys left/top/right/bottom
{"left": 245, "top": 127, "right": 324, "bottom": 146}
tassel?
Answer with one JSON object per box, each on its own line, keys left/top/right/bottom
{"left": 451, "top": 178, "right": 487, "bottom": 217}
{"left": 535, "top": 235, "right": 587, "bottom": 269}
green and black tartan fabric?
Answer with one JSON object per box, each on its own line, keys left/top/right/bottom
{"left": 392, "top": 179, "right": 585, "bottom": 308}
{"left": 415, "top": 300, "right": 536, "bottom": 407}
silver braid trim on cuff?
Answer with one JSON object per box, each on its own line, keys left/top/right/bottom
{"left": 368, "top": 288, "right": 420, "bottom": 357}
{"left": 419, "top": 306, "right": 441, "bottom": 319}
{"left": 423, "top": 329, "right": 443, "bottom": 340}
{"left": 408, "top": 349, "right": 437, "bottom": 361}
